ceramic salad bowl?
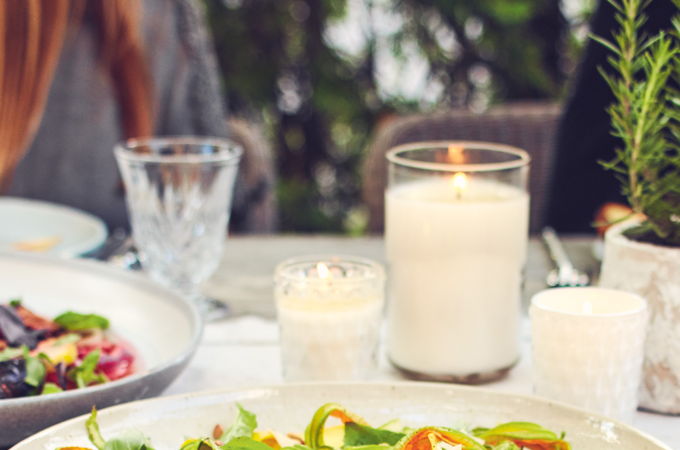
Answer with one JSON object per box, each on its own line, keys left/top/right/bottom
{"left": 14, "top": 382, "right": 671, "bottom": 449}
{"left": 0, "top": 251, "right": 202, "bottom": 446}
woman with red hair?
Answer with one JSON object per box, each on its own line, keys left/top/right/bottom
{"left": 1, "top": 0, "right": 274, "bottom": 232}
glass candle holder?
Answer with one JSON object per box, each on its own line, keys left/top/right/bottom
{"left": 385, "top": 141, "right": 530, "bottom": 383}
{"left": 274, "top": 255, "right": 385, "bottom": 382}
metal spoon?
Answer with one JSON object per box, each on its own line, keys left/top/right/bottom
{"left": 542, "top": 227, "right": 590, "bottom": 288}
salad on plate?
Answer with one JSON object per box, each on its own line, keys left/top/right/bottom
{"left": 77, "top": 402, "right": 571, "bottom": 450}
{"left": 0, "top": 299, "right": 136, "bottom": 399}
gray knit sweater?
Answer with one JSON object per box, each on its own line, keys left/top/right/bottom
{"left": 8, "top": 0, "right": 256, "bottom": 232}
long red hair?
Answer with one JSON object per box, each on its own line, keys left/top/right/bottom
{"left": 0, "top": 0, "right": 154, "bottom": 187}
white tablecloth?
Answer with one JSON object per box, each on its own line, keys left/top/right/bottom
{"left": 162, "top": 236, "right": 678, "bottom": 448}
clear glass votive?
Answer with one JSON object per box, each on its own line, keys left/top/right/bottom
{"left": 274, "top": 255, "right": 385, "bottom": 382}
{"left": 385, "top": 141, "right": 530, "bottom": 383}
{"left": 530, "top": 287, "right": 648, "bottom": 422}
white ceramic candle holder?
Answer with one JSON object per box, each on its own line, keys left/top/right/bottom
{"left": 274, "top": 255, "right": 385, "bottom": 382}
{"left": 530, "top": 287, "right": 648, "bottom": 422}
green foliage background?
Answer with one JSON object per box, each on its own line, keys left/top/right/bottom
{"left": 204, "top": 0, "right": 592, "bottom": 233}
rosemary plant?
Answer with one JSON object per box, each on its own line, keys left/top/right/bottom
{"left": 593, "top": 0, "right": 680, "bottom": 246}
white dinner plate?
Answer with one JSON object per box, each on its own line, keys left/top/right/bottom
{"left": 0, "top": 251, "right": 203, "bottom": 447}
{"left": 13, "top": 382, "right": 670, "bottom": 449}
{"left": 0, "top": 197, "right": 107, "bottom": 257}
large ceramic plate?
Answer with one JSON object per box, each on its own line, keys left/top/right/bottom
{"left": 0, "top": 252, "right": 203, "bottom": 446}
{"left": 14, "top": 382, "right": 670, "bottom": 449}
{"left": 0, "top": 197, "right": 108, "bottom": 257}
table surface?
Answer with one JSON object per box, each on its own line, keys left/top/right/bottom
{"left": 162, "top": 235, "right": 678, "bottom": 448}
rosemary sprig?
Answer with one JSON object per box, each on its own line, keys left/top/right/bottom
{"left": 593, "top": 0, "right": 680, "bottom": 246}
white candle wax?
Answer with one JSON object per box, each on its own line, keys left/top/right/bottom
{"left": 530, "top": 287, "right": 648, "bottom": 422}
{"left": 275, "top": 257, "right": 384, "bottom": 381}
{"left": 386, "top": 178, "right": 529, "bottom": 376}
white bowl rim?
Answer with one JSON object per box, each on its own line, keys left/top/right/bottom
{"left": 0, "top": 197, "right": 108, "bottom": 258}
{"left": 14, "top": 381, "right": 672, "bottom": 450}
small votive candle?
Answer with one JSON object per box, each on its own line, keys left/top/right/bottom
{"left": 274, "top": 255, "right": 385, "bottom": 381}
{"left": 530, "top": 287, "right": 648, "bottom": 422}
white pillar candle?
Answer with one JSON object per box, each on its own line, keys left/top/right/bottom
{"left": 530, "top": 287, "right": 648, "bottom": 422}
{"left": 274, "top": 255, "right": 384, "bottom": 381}
{"left": 386, "top": 177, "right": 529, "bottom": 378}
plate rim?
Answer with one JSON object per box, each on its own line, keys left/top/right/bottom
{"left": 0, "top": 250, "right": 204, "bottom": 408}
{"left": 0, "top": 196, "right": 108, "bottom": 257}
{"left": 12, "top": 381, "right": 672, "bottom": 450}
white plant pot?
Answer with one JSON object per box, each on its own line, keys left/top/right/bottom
{"left": 599, "top": 221, "right": 680, "bottom": 414}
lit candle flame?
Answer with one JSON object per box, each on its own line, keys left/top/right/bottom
{"left": 316, "top": 262, "right": 331, "bottom": 279}
{"left": 448, "top": 144, "right": 465, "bottom": 164}
{"left": 451, "top": 172, "right": 467, "bottom": 199}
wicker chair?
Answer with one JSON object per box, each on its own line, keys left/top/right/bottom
{"left": 361, "top": 102, "right": 562, "bottom": 234}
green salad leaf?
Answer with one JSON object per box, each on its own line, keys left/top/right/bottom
{"left": 22, "top": 348, "right": 46, "bottom": 387}
{"left": 343, "top": 423, "right": 404, "bottom": 447}
{"left": 472, "top": 422, "right": 571, "bottom": 449}
{"left": 221, "top": 437, "right": 272, "bottom": 450}
{"left": 180, "top": 440, "right": 221, "bottom": 450}
{"left": 69, "top": 349, "right": 108, "bottom": 388}
{"left": 86, "top": 409, "right": 154, "bottom": 450}
{"left": 87, "top": 408, "right": 108, "bottom": 450}
{"left": 41, "top": 382, "right": 64, "bottom": 395}
{"left": 52, "top": 333, "right": 82, "bottom": 346}
{"left": 0, "top": 346, "right": 23, "bottom": 361}
{"left": 103, "top": 430, "right": 155, "bottom": 450}
{"left": 343, "top": 446, "right": 391, "bottom": 450}
{"left": 54, "top": 311, "right": 110, "bottom": 330}
{"left": 219, "top": 404, "right": 258, "bottom": 443}
{"left": 280, "top": 446, "right": 313, "bottom": 450}
{"left": 305, "top": 403, "right": 368, "bottom": 449}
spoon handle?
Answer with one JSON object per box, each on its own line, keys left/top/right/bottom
{"left": 542, "top": 226, "right": 574, "bottom": 271}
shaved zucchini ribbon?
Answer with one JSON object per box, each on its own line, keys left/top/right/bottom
{"left": 304, "top": 404, "right": 570, "bottom": 450}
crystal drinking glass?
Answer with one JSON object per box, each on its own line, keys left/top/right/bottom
{"left": 114, "top": 137, "right": 242, "bottom": 320}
